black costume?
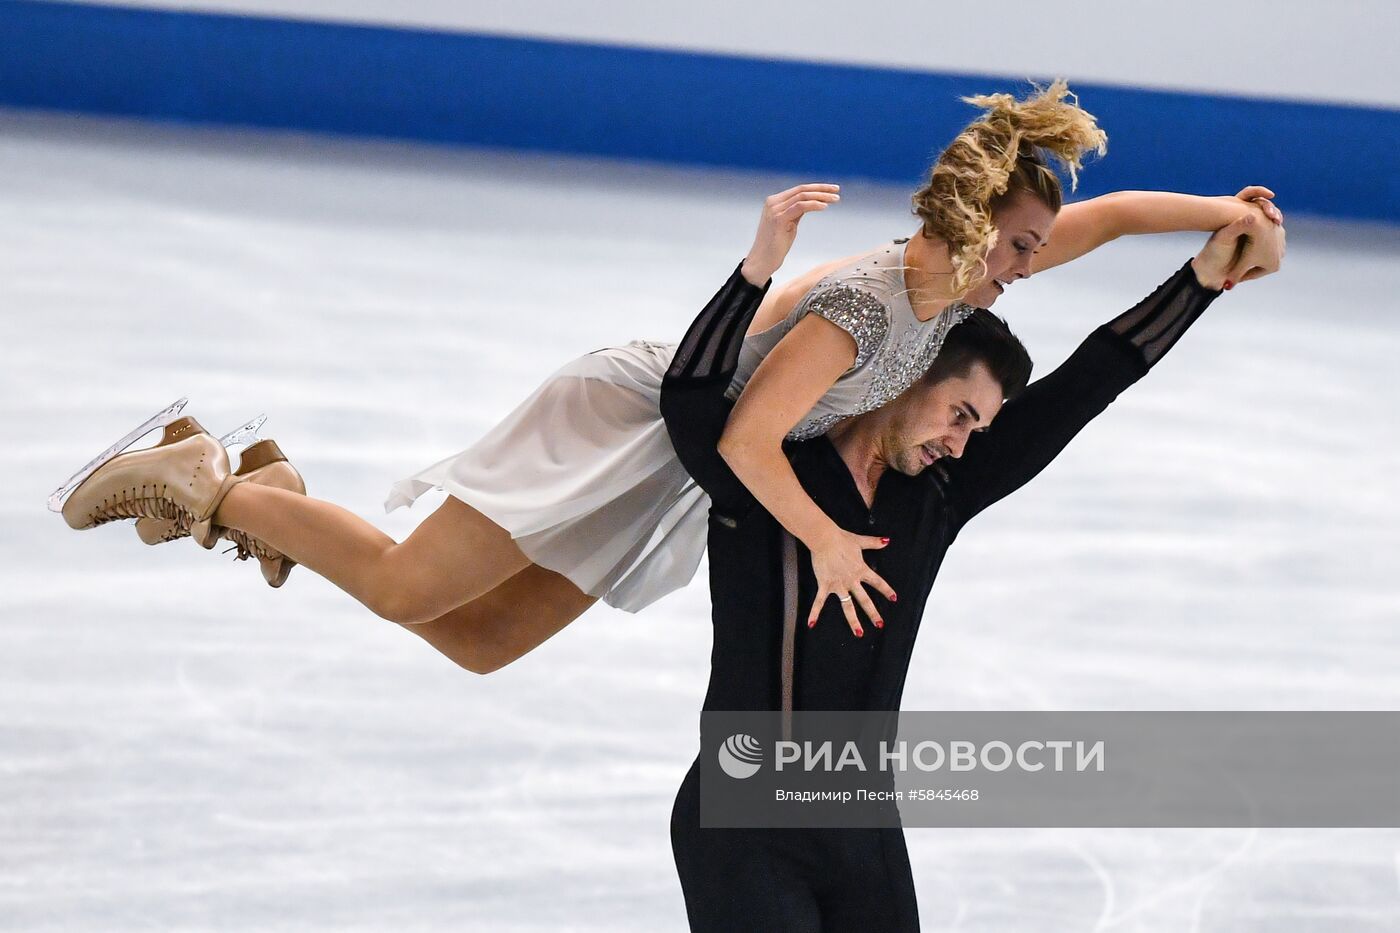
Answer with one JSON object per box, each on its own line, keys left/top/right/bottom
{"left": 659, "top": 259, "right": 1223, "bottom": 931}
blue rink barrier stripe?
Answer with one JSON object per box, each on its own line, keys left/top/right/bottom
{"left": 1, "top": 1, "right": 1396, "bottom": 223}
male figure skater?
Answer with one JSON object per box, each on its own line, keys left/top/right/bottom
{"left": 659, "top": 213, "right": 1282, "bottom": 931}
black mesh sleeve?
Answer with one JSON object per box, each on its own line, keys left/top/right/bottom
{"left": 665, "top": 262, "right": 770, "bottom": 383}
{"left": 1106, "top": 259, "right": 1223, "bottom": 366}
{"left": 660, "top": 261, "right": 771, "bottom": 522}
{"left": 941, "top": 260, "right": 1222, "bottom": 526}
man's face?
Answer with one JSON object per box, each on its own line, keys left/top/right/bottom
{"left": 884, "top": 361, "right": 1005, "bottom": 475}
{"left": 959, "top": 192, "right": 1057, "bottom": 309}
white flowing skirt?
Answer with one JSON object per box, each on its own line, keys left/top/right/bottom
{"left": 384, "top": 340, "right": 711, "bottom": 613}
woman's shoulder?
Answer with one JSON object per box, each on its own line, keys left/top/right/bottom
{"left": 808, "top": 239, "right": 908, "bottom": 298}
{"left": 793, "top": 241, "right": 914, "bottom": 368}
{"left": 799, "top": 243, "right": 908, "bottom": 329}
{"left": 746, "top": 240, "right": 900, "bottom": 338}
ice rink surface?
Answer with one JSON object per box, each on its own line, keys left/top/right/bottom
{"left": 3, "top": 109, "right": 1400, "bottom": 931}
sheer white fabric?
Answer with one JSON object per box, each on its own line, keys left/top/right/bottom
{"left": 385, "top": 340, "right": 709, "bottom": 611}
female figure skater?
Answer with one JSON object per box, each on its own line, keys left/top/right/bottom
{"left": 52, "top": 81, "right": 1283, "bottom": 673}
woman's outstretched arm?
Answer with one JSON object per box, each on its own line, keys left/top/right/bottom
{"left": 1032, "top": 185, "right": 1285, "bottom": 274}
{"left": 682, "top": 185, "right": 898, "bottom": 635}
{"left": 719, "top": 313, "right": 897, "bottom": 633}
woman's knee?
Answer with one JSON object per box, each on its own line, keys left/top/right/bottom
{"left": 454, "top": 647, "right": 512, "bottom": 676}
{"left": 397, "top": 608, "right": 516, "bottom": 676}
{"left": 397, "top": 570, "right": 597, "bottom": 674}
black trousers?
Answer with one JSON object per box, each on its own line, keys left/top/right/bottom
{"left": 670, "top": 759, "right": 920, "bottom": 932}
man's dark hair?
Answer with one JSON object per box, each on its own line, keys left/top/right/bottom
{"left": 920, "top": 308, "right": 1033, "bottom": 400}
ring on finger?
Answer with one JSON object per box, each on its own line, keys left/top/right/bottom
{"left": 837, "top": 594, "right": 853, "bottom": 603}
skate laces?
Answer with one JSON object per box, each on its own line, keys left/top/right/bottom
{"left": 94, "top": 487, "right": 195, "bottom": 528}
{"left": 222, "top": 528, "right": 278, "bottom": 562}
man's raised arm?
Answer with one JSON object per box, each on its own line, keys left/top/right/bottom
{"left": 941, "top": 222, "right": 1262, "bottom": 527}
{"left": 660, "top": 182, "right": 841, "bottom": 520}
{"left": 660, "top": 262, "right": 770, "bottom": 523}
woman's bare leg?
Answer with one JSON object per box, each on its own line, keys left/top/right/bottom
{"left": 401, "top": 564, "right": 599, "bottom": 674}
{"left": 213, "top": 486, "right": 532, "bottom": 625}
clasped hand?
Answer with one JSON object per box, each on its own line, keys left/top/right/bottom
{"left": 1195, "top": 190, "right": 1287, "bottom": 289}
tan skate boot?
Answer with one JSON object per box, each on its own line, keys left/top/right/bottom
{"left": 215, "top": 439, "right": 305, "bottom": 588}
{"left": 59, "top": 411, "right": 237, "bottom": 549}
{"left": 134, "top": 414, "right": 268, "bottom": 546}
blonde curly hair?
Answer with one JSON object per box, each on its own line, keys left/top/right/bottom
{"left": 911, "top": 79, "right": 1108, "bottom": 297}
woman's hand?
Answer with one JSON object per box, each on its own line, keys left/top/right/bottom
{"left": 741, "top": 184, "right": 841, "bottom": 286}
{"left": 1193, "top": 187, "right": 1286, "bottom": 288}
{"left": 807, "top": 528, "right": 897, "bottom": 637}
{"left": 1192, "top": 211, "right": 1286, "bottom": 290}
{"left": 1232, "top": 185, "right": 1285, "bottom": 226}
{"left": 1232, "top": 213, "right": 1286, "bottom": 283}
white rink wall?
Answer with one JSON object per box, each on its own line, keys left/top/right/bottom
{"left": 56, "top": 0, "right": 1400, "bottom": 108}
{"left": 8, "top": 1, "right": 1398, "bottom": 223}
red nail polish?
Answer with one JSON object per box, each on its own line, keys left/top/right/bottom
{"left": 880, "top": 537, "right": 890, "bottom": 545}
{"left": 874, "top": 619, "right": 884, "bottom": 629}
{"left": 890, "top": 594, "right": 898, "bottom": 603}
{"left": 808, "top": 619, "right": 816, "bottom": 629}
{"left": 854, "top": 627, "right": 864, "bottom": 638}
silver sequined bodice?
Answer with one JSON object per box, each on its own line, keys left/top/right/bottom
{"left": 727, "top": 239, "right": 974, "bottom": 441}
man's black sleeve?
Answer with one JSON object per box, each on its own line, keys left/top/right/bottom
{"left": 941, "top": 259, "right": 1223, "bottom": 528}
{"left": 660, "top": 261, "right": 771, "bottom": 523}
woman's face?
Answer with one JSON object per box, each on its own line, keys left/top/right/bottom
{"left": 961, "top": 192, "right": 1058, "bottom": 309}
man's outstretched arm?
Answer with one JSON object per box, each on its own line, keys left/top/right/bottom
{"left": 943, "top": 250, "right": 1237, "bottom": 527}
{"left": 660, "top": 261, "right": 770, "bottom": 523}
{"left": 662, "top": 182, "right": 842, "bottom": 522}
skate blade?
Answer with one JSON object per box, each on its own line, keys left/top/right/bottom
{"left": 46, "top": 397, "right": 190, "bottom": 512}
{"left": 218, "top": 414, "right": 268, "bottom": 449}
